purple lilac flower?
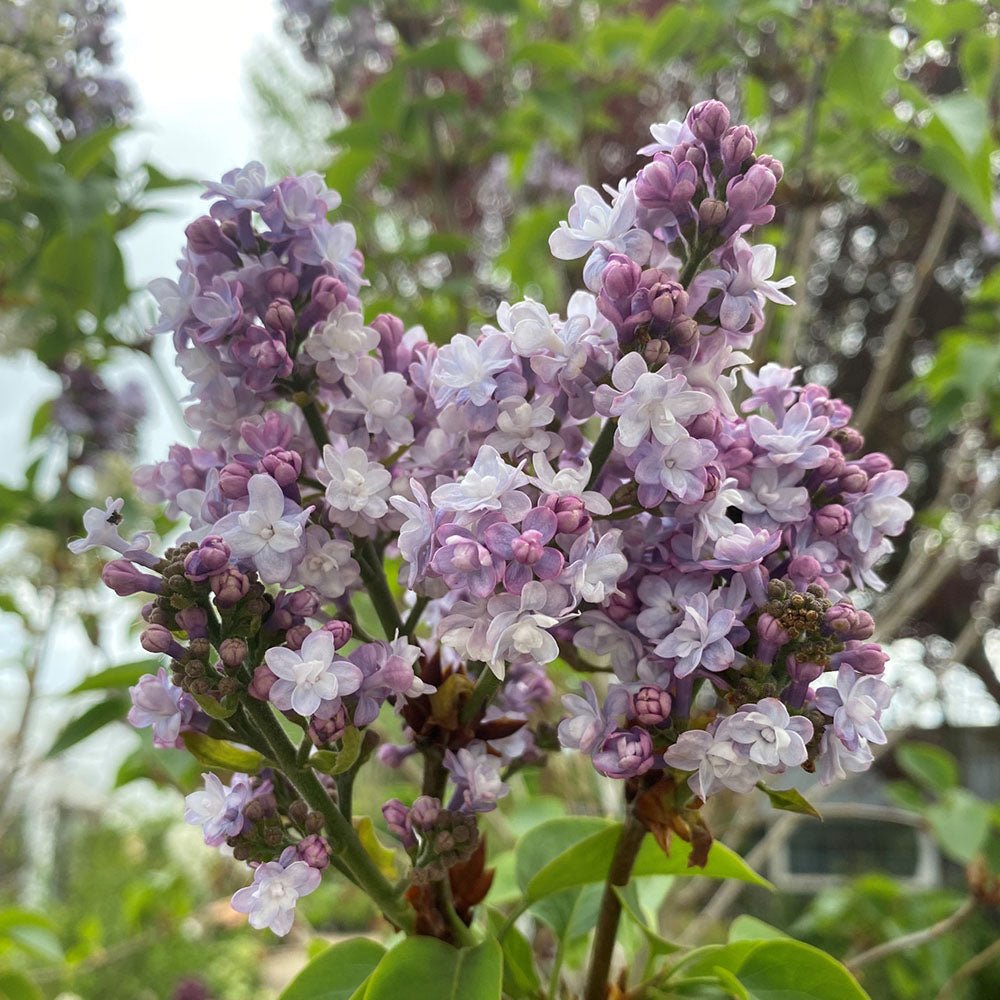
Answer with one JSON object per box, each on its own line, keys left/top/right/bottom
{"left": 184, "top": 772, "right": 254, "bottom": 846}
{"left": 230, "top": 855, "right": 321, "bottom": 936}
{"left": 265, "top": 630, "right": 363, "bottom": 717}
{"left": 127, "top": 669, "right": 195, "bottom": 748}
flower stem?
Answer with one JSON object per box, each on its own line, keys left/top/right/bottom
{"left": 459, "top": 665, "right": 501, "bottom": 726}
{"left": 586, "top": 419, "right": 617, "bottom": 491}
{"left": 354, "top": 538, "right": 404, "bottom": 638}
{"left": 241, "top": 696, "right": 415, "bottom": 932}
{"left": 582, "top": 811, "right": 647, "bottom": 1000}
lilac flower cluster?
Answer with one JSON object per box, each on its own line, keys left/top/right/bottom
{"left": 73, "top": 99, "right": 910, "bottom": 938}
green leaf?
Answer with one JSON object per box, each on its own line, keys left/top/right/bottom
{"left": 614, "top": 886, "right": 682, "bottom": 955}
{"left": 931, "top": 93, "right": 988, "bottom": 158}
{"left": 278, "top": 937, "right": 386, "bottom": 1000}
{"left": 0, "top": 970, "right": 44, "bottom": 1000}
{"left": 70, "top": 659, "right": 159, "bottom": 693}
{"left": 192, "top": 692, "right": 239, "bottom": 720}
{"left": 514, "top": 816, "right": 610, "bottom": 892}
{"left": 727, "top": 916, "right": 789, "bottom": 943}
{"left": 360, "top": 937, "right": 502, "bottom": 1000}
{"left": 46, "top": 696, "right": 128, "bottom": 756}
{"left": 181, "top": 732, "right": 264, "bottom": 773}
{"left": 925, "top": 788, "right": 992, "bottom": 863}
{"left": 457, "top": 41, "right": 492, "bottom": 78}
{"left": 673, "top": 939, "right": 870, "bottom": 999}
{"left": 756, "top": 783, "right": 822, "bottom": 819}
{"left": 895, "top": 742, "right": 959, "bottom": 793}
{"left": 524, "top": 822, "right": 770, "bottom": 903}
{"left": 0, "top": 908, "right": 63, "bottom": 963}
{"left": 0, "top": 120, "right": 51, "bottom": 181}
{"left": 310, "top": 727, "right": 364, "bottom": 776}
{"left": 487, "top": 908, "right": 541, "bottom": 998}
{"left": 825, "top": 33, "right": 897, "bottom": 115}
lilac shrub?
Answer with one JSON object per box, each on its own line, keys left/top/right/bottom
{"left": 73, "top": 100, "right": 911, "bottom": 940}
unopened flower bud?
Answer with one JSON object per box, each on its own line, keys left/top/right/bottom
{"left": 184, "top": 535, "right": 231, "bottom": 581}
{"left": 141, "top": 624, "right": 184, "bottom": 658}
{"left": 211, "top": 567, "right": 250, "bottom": 609}
{"left": 248, "top": 664, "right": 277, "bottom": 701}
{"left": 814, "top": 504, "right": 851, "bottom": 538}
{"left": 321, "top": 619, "right": 353, "bottom": 649}
{"left": 295, "top": 834, "right": 331, "bottom": 870}
{"left": 218, "top": 462, "right": 252, "bottom": 500}
{"left": 632, "top": 686, "right": 672, "bottom": 725}
{"left": 698, "top": 198, "right": 728, "bottom": 228}
{"left": 686, "top": 99, "right": 731, "bottom": 143}
{"left": 102, "top": 560, "right": 163, "bottom": 597}
{"left": 219, "top": 637, "right": 248, "bottom": 670}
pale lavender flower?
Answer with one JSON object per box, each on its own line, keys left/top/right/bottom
{"left": 202, "top": 161, "right": 273, "bottom": 208}
{"left": 231, "top": 857, "right": 321, "bottom": 936}
{"left": 265, "top": 630, "right": 363, "bottom": 717}
{"left": 654, "top": 592, "right": 736, "bottom": 677}
{"left": 431, "top": 332, "right": 513, "bottom": 408}
{"left": 184, "top": 772, "right": 254, "bottom": 846}
{"left": 564, "top": 529, "right": 627, "bottom": 605}
{"left": 127, "top": 669, "right": 195, "bottom": 749}
{"left": 430, "top": 445, "right": 530, "bottom": 519}
{"left": 735, "top": 466, "right": 810, "bottom": 529}
{"left": 692, "top": 240, "right": 793, "bottom": 331}
{"left": 814, "top": 665, "right": 892, "bottom": 749}
{"left": 214, "top": 475, "right": 312, "bottom": 584}
{"left": 665, "top": 720, "right": 760, "bottom": 798}
{"left": 849, "top": 471, "right": 913, "bottom": 550}
{"left": 593, "top": 728, "right": 655, "bottom": 778}
{"left": 633, "top": 434, "right": 716, "bottom": 505}
{"left": 343, "top": 356, "right": 415, "bottom": 444}
{"left": 635, "top": 573, "right": 713, "bottom": 641}
{"left": 557, "top": 682, "right": 629, "bottom": 753}
{"left": 816, "top": 727, "right": 874, "bottom": 786}
{"left": 528, "top": 452, "right": 613, "bottom": 516}
{"left": 444, "top": 746, "right": 509, "bottom": 813}
{"left": 747, "top": 401, "right": 829, "bottom": 469}
{"left": 68, "top": 497, "right": 156, "bottom": 566}
{"left": 292, "top": 524, "right": 360, "bottom": 598}
{"left": 303, "top": 305, "right": 379, "bottom": 382}
{"left": 484, "top": 581, "right": 572, "bottom": 677}
{"left": 320, "top": 445, "right": 392, "bottom": 529}
{"left": 726, "top": 699, "right": 813, "bottom": 769}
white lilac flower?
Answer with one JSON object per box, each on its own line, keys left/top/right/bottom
{"left": 343, "top": 356, "right": 415, "bottom": 444}
{"left": 529, "top": 452, "right": 612, "bottom": 515}
{"left": 814, "top": 665, "right": 892, "bottom": 750}
{"left": 148, "top": 271, "right": 197, "bottom": 334}
{"left": 558, "top": 682, "right": 631, "bottom": 754}
{"left": 686, "top": 477, "right": 743, "bottom": 553}
{"left": 430, "top": 445, "right": 530, "bottom": 519}
{"left": 303, "top": 304, "right": 379, "bottom": 381}
{"left": 390, "top": 479, "right": 439, "bottom": 589}
{"left": 184, "top": 772, "right": 254, "bottom": 846}
{"left": 321, "top": 445, "right": 392, "bottom": 529}
{"left": 565, "top": 530, "right": 627, "bottom": 604}
{"left": 444, "top": 746, "right": 510, "bottom": 813}
{"left": 487, "top": 397, "right": 559, "bottom": 456}
{"left": 633, "top": 433, "right": 717, "bottom": 504}
{"left": 735, "top": 466, "right": 810, "bottom": 529}
{"left": 215, "top": 475, "right": 313, "bottom": 584}
{"left": 695, "top": 240, "right": 794, "bottom": 331}
{"left": 484, "top": 581, "right": 572, "bottom": 678}
{"left": 68, "top": 497, "right": 155, "bottom": 564}
{"left": 574, "top": 611, "right": 643, "bottom": 681}
{"left": 230, "top": 857, "right": 321, "bottom": 936}
{"left": 548, "top": 183, "right": 653, "bottom": 290}
{"left": 816, "top": 727, "right": 875, "bottom": 786}
{"left": 747, "top": 401, "right": 829, "bottom": 469}
{"left": 638, "top": 118, "right": 694, "bottom": 156}
{"left": 635, "top": 573, "right": 714, "bottom": 641}
{"left": 292, "top": 524, "right": 360, "bottom": 598}
{"left": 431, "top": 332, "right": 513, "bottom": 408}
{"left": 725, "top": 699, "right": 813, "bottom": 769}
{"left": 849, "top": 471, "right": 913, "bottom": 551}
{"left": 597, "top": 354, "right": 713, "bottom": 450}
{"left": 265, "top": 630, "right": 363, "bottom": 717}
{"left": 654, "top": 592, "right": 736, "bottom": 677}
{"left": 127, "top": 669, "right": 194, "bottom": 748}
{"left": 665, "top": 720, "right": 761, "bottom": 799}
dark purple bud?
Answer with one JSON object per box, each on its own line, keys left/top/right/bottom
{"left": 102, "top": 559, "right": 163, "bottom": 596}
{"left": 141, "top": 624, "right": 185, "bottom": 659}
{"left": 264, "top": 298, "right": 296, "bottom": 336}
{"left": 184, "top": 535, "right": 232, "bottom": 581}
{"left": 592, "top": 728, "right": 655, "bottom": 779}
{"left": 785, "top": 655, "right": 825, "bottom": 707}
{"left": 285, "top": 624, "right": 312, "bottom": 650}
{"left": 410, "top": 795, "right": 442, "bottom": 830}
{"left": 814, "top": 504, "right": 851, "bottom": 538}
{"left": 788, "top": 555, "right": 822, "bottom": 586}
{"left": 211, "top": 567, "right": 250, "bottom": 609}
{"left": 839, "top": 465, "right": 869, "bottom": 494}
{"left": 824, "top": 603, "right": 875, "bottom": 641}
{"left": 175, "top": 605, "right": 209, "bottom": 639}
{"left": 309, "top": 705, "right": 347, "bottom": 746}
{"left": 836, "top": 427, "right": 865, "bottom": 455}
{"left": 632, "top": 686, "right": 672, "bottom": 725}
{"left": 259, "top": 448, "right": 302, "bottom": 490}
{"left": 755, "top": 612, "right": 789, "bottom": 664}
{"left": 720, "top": 125, "right": 756, "bottom": 172}
{"left": 643, "top": 338, "right": 671, "bottom": 367}
{"left": 755, "top": 154, "right": 784, "bottom": 181}
{"left": 265, "top": 267, "right": 299, "bottom": 300}
{"left": 832, "top": 640, "right": 888, "bottom": 675}
{"left": 185, "top": 216, "right": 240, "bottom": 262}
{"left": 219, "top": 637, "right": 248, "bottom": 669}
{"left": 687, "top": 410, "right": 722, "bottom": 439}
{"left": 382, "top": 799, "right": 415, "bottom": 848}
{"left": 371, "top": 312, "right": 406, "bottom": 372}
{"left": 859, "top": 452, "right": 893, "bottom": 476}
{"left": 814, "top": 449, "right": 845, "bottom": 481}
{"left": 249, "top": 663, "right": 277, "bottom": 701}
{"left": 298, "top": 275, "right": 350, "bottom": 331}
{"left": 219, "top": 461, "right": 252, "bottom": 500}
{"left": 295, "top": 834, "right": 331, "bottom": 870}
{"left": 686, "top": 99, "right": 731, "bottom": 143}
{"left": 540, "top": 493, "right": 590, "bottom": 535}
{"left": 322, "top": 619, "right": 353, "bottom": 649}
{"left": 635, "top": 154, "right": 699, "bottom": 213}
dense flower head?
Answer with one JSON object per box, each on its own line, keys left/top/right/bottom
{"left": 74, "top": 98, "right": 912, "bottom": 938}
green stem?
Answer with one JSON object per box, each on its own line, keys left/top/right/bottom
{"left": 300, "top": 399, "right": 331, "bottom": 449}
{"left": 585, "top": 418, "right": 617, "bottom": 490}
{"left": 582, "top": 811, "right": 647, "bottom": 1000}
{"left": 241, "top": 697, "right": 415, "bottom": 932}
{"left": 548, "top": 933, "right": 567, "bottom": 1000}
{"left": 403, "top": 595, "right": 430, "bottom": 639}
{"left": 354, "top": 538, "right": 404, "bottom": 638}
{"left": 459, "top": 666, "right": 502, "bottom": 726}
